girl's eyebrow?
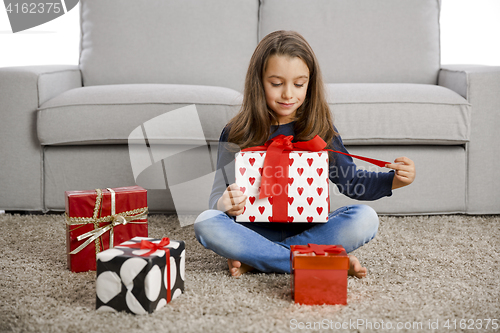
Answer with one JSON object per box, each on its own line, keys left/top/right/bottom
{"left": 267, "top": 74, "right": 309, "bottom": 79}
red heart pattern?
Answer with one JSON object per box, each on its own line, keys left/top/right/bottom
{"left": 234, "top": 151, "right": 329, "bottom": 223}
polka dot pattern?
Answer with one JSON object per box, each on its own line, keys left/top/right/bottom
{"left": 96, "top": 271, "right": 121, "bottom": 303}
{"left": 145, "top": 265, "right": 161, "bottom": 302}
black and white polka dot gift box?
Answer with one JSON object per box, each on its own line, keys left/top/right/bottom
{"left": 95, "top": 236, "right": 185, "bottom": 314}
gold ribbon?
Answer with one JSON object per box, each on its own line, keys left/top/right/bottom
{"left": 66, "top": 188, "right": 148, "bottom": 255}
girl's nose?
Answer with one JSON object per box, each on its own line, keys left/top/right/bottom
{"left": 282, "top": 85, "right": 293, "bottom": 99}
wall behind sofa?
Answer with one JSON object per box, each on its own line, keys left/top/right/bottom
{"left": 0, "top": 0, "right": 499, "bottom": 68}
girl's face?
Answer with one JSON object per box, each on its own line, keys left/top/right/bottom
{"left": 263, "top": 55, "right": 309, "bottom": 125}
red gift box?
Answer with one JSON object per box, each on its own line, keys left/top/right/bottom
{"left": 65, "top": 186, "right": 148, "bottom": 273}
{"left": 290, "top": 244, "right": 349, "bottom": 305}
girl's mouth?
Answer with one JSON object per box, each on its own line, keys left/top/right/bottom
{"left": 278, "top": 102, "right": 295, "bottom": 107}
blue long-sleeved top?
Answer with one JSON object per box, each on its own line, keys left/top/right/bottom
{"left": 209, "top": 121, "right": 394, "bottom": 210}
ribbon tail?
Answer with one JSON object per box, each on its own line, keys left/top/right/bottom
{"left": 70, "top": 225, "right": 112, "bottom": 255}
{"left": 69, "top": 237, "right": 97, "bottom": 255}
{"left": 76, "top": 228, "right": 101, "bottom": 242}
{"left": 328, "top": 150, "right": 389, "bottom": 168}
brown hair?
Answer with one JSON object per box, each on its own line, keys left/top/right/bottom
{"left": 227, "top": 30, "right": 337, "bottom": 151}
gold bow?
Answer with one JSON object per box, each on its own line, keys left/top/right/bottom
{"left": 66, "top": 188, "right": 148, "bottom": 255}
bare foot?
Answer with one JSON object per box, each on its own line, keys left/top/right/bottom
{"left": 227, "top": 259, "right": 254, "bottom": 277}
{"left": 348, "top": 255, "right": 367, "bottom": 278}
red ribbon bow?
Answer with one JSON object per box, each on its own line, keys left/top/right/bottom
{"left": 242, "top": 135, "right": 327, "bottom": 200}
{"left": 294, "top": 244, "right": 344, "bottom": 255}
{"left": 122, "top": 237, "right": 171, "bottom": 257}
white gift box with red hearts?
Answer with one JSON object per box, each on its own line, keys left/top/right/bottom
{"left": 235, "top": 151, "right": 330, "bottom": 223}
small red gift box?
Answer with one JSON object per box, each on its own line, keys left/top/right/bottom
{"left": 65, "top": 186, "right": 148, "bottom": 273}
{"left": 290, "top": 244, "right": 349, "bottom": 305}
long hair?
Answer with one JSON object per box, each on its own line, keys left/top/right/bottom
{"left": 227, "top": 30, "right": 338, "bottom": 151}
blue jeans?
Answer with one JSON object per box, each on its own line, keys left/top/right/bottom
{"left": 194, "top": 204, "right": 379, "bottom": 274}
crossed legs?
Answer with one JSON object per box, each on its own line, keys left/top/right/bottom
{"left": 194, "top": 205, "right": 379, "bottom": 277}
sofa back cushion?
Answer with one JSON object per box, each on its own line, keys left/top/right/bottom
{"left": 259, "top": 0, "right": 441, "bottom": 84}
{"left": 79, "top": 0, "right": 259, "bottom": 92}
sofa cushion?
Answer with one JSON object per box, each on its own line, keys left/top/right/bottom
{"left": 329, "top": 84, "right": 471, "bottom": 145}
{"left": 79, "top": 0, "right": 259, "bottom": 92}
{"left": 37, "top": 83, "right": 469, "bottom": 147}
{"left": 259, "top": 0, "right": 441, "bottom": 84}
{"left": 37, "top": 84, "right": 242, "bottom": 145}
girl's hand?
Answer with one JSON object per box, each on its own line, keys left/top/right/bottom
{"left": 385, "top": 157, "right": 416, "bottom": 190}
{"left": 217, "top": 183, "right": 247, "bottom": 216}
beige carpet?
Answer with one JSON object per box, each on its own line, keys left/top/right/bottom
{"left": 1, "top": 213, "right": 499, "bottom": 333}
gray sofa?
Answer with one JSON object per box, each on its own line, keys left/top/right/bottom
{"left": 1, "top": 0, "right": 499, "bottom": 215}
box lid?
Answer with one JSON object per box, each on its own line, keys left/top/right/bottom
{"left": 291, "top": 244, "right": 349, "bottom": 270}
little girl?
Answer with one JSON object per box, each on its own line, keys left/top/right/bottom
{"left": 194, "top": 30, "right": 415, "bottom": 278}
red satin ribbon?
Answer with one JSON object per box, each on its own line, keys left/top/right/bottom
{"left": 241, "top": 135, "right": 389, "bottom": 222}
{"left": 294, "top": 244, "right": 344, "bottom": 255}
{"left": 121, "top": 237, "right": 171, "bottom": 257}
{"left": 121, "top": 237, "right": 172, "bottom": 302}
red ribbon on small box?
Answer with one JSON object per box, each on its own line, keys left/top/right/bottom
{"left": 242, "top": 135, "right": 389, "bottom": 222}
{"left": 121, "top": 237, "right": 171, "bottom": 257}
{"left": 121, "top": 237, "right": 172, "bottom": 302}
{"left": 294, "top": 243, "right": 344, "bottom": 255}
